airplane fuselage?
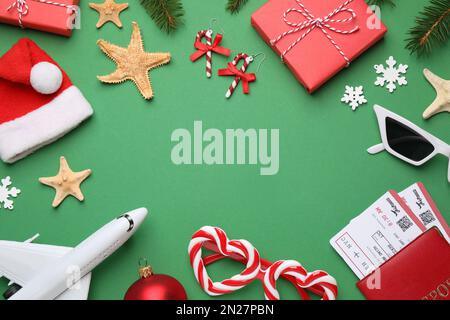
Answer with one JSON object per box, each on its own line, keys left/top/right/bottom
{"left": 9, "top": 208, "right": 147, "bottom": 300}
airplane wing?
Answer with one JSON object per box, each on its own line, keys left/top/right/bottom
{"left": 0, "top": 240, "right": 72, "bottom": 286}
{"left": 55, "top": 273, "right": 92, "bottom": 300}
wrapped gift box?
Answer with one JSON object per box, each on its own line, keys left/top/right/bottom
{"left": 251, "top": 0, "right": 387, "bottom": 93}
{"left": 0, "top": 0, "right": 80, "bottom": 37}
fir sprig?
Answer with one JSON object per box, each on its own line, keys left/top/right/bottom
{"left": 226, "top": 0, "right": 249, "bottom": 14}
{"left": 366, "top": 0, "right": 396, "bottom": 7}
{"left": 405, "top": 0, "right": 450, "bottom": 56}
{"left": 140, "top": 0, "right": 185, "bottom": 34}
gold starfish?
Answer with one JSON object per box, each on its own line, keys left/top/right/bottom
{"left": 39, "top": 156, "right": 92, "bottom": 208}
{"left": 89, "top": 0, "right": 128, "bottom": 28}
{"left": 423, "top": 68, "right": 450, "bottom": 119}
{"left": 97, "top": 22, "right": 171, "bottom": 100}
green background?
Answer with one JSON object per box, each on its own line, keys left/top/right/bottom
{"left": 0, "top": 0, "right": 449, "bottom": 300}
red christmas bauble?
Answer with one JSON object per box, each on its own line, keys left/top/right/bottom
{"left": 124, "top": 265, "right": 187, "bottom": 300}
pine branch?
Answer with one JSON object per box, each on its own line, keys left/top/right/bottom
{"left": 405, "top": 0, "right": 450, "bottom": 56}
{"left": 366, "top": 0, "right": 396, "bottom": 7}
{"left": 226, "top": 0, "right": 249, "bottom": 14}
{"left": 140, "top": 0, "right": 184, "bottom": 34}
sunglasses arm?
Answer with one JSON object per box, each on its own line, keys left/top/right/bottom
{"left": 434, "top": 142, "right": 450, "bottom": 183}
{"left": 446, "top": 153, "right": 450, "bottom": 182}
{"left": 367, "top": 143, "right": 385, "bottom": 154}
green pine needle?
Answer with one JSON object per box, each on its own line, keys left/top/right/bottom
{"left": 140, "top": 0, "right": 185, "bottom": 34}
{"left": 366, "top": 0, "right": 396, "bottom": 7}
{"left": 226, "top": 0, "right": 249, "bottom": 14}
{"left": 405, "top": 0, "right": 450, "bottom": 56}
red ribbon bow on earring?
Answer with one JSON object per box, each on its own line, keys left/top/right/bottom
{"left": 190, "top": 33, "right": 231, "bottom": 62}
{"left": 218, "top": 62, "right": 256, "bottom": 95}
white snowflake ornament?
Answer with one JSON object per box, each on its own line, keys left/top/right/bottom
{"left": 0, "top": 176, "right": 21, "bottom": 210}
{"left": 374, "top": 56, "right": 408, "bottom": 93}
{"left": 341, "top": 85, "right": 367, "bottom": 111}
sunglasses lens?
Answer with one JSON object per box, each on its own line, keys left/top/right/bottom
{"left": 386, "top": 117, "right": 435, "bottom": 162}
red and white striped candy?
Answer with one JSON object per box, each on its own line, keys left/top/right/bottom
{"left": 263, "top": 260, "right": 338, "bottom": 300}
{"left": 225, "top": 53, "right": 253, "bottom": 99}
{"left": 188, "top": 226, "right": 261, "bottom": 296}
{"left": 189, "top": 226, "right": 338, "bottom": 300}
{"left": 195, "top": 29, "right": 213, "bottom": 78}
{"left": 205, "top": 30, "right": 213, "bottom": 78}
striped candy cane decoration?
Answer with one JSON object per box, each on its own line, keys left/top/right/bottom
{"left": 188, "top": 226, "right": 261, "bottom": 296}
{"left": 194, "top": 30, "right": 213, "bottom": 78}
{"left": 189, "top": 226, "right": 338, "bottom": 300}
{"left": 225, "top": 53, "right": 253, "bottom": 99}
{"left": 205, "top": 30, "right": 213, "bottom": 78}
{"left": 263, "top": 260, "right": 338, "bottom": 300}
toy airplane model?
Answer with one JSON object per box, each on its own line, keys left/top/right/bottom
{"left": 0, "top": 208, "right": 148, "bottom": 300}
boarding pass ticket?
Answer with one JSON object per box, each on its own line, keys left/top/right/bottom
{"left": 330, "top": 189, "right": 426, "bottom": 279}
{"left": 399, "top": 182, "right": 450, "bottom": 244}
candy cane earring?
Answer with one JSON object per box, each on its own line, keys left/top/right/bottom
{"left": 218, "top": 53, "right": 265, "bottom": 99}
{"left": 190, "top": 19, "right": 231, "bottom": 78}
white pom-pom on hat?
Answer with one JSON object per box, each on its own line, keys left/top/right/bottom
{"left": 30, "top": 62, "right": 63, "bottom": 95}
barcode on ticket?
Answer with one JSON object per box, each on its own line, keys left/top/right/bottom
{"left": 396, "top": 216, "right": 413, "bottom": 232}
{"left": 419, "top": 210, "right": 436, "bottom": 226}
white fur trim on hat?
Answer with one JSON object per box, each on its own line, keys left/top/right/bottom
{"left": 30, "top": 62, "right": 63, "bottom": 94}
{"left": 0, "top": 86, "right": 93, "bottom": 163}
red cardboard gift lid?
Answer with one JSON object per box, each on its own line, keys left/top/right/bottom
{"left": 0, "top": 0, "right": 80, "bottom": 37}
{"left": 251, "top": 0, "right": 387, "bottom": 93}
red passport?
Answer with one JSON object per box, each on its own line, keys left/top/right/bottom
{"left": 357, "top": 228, "right": 450, "bottom": 300}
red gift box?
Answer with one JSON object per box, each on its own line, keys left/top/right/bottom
{"left": 0, "top": 0, "right": 80, "bottom": 37}
{"left": 251, "top": 0, "right": 387, "bottom": 93}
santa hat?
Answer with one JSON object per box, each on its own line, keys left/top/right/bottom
{"left": 0, "top": 38, "right": 93, "bottom": 164}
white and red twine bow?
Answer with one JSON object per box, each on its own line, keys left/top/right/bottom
{"left": 6, "top": 0, "right": 77, "bottom": 28}
{"left": 270, "top": 0, "right": 359, "bottom": 65}
{"left": 188, "top": 226, "right": 338, "bottom": 300}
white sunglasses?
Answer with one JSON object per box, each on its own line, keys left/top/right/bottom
{"left": 368, "top": 105, "right": 450, "bottom": 182}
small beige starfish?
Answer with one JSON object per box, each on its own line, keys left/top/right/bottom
{"left": 89, "top": 0, "right": 128, "bottom": 28}
{"left": 423, "top": 68, "right": 450, "bottom": 119}
{"left": 97, "top": 21, "right": 171, "bottom": 100}
{"left": 39, "top": 156, "right": 92, "bottom": 208}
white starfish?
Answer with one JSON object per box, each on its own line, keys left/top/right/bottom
{"left": 422, "top": 68, "right": 450, "bottom": 119}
